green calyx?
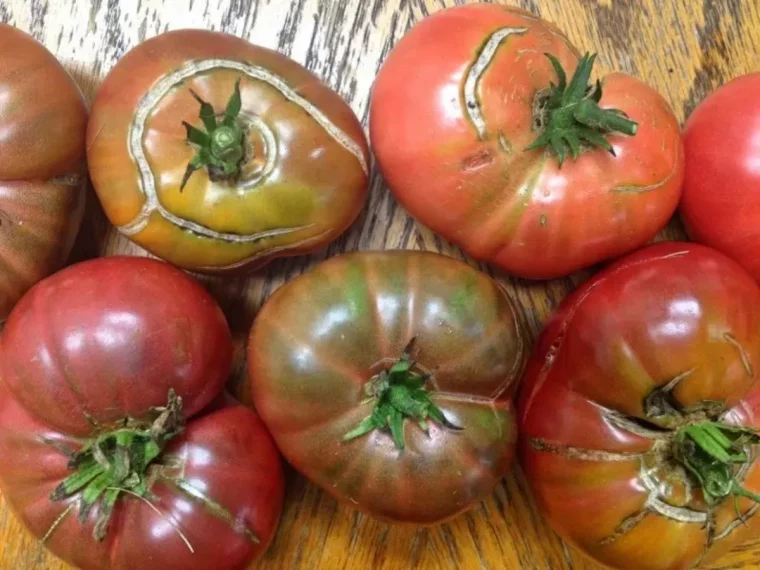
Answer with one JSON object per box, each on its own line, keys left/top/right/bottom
{"left": 673, "top": 421, "right": 760, "bottom": 508}
{"left": 50, "top": 390, "right": 184, "bottom": 541}
{"left": 526, "top": 53, "right": 638, "bottom": 166}
{"left": 180, "top": 77, "right": 246, "bottom": 191}
{"left": 343, "top": 339, "right": 462, "bottom": 450}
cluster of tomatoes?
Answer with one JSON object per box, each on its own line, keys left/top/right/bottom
{"left": 0, "top": 4, "right": 759, "bottom": 570}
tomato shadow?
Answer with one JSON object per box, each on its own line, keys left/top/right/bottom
{"left": 59, "top": 60, "right": 113, "bottom": 264}
{"left": 67, "top": 180, "right": 113, "bottom": 264}
{"left": 60, "top": 58, "right": 102, "bottom": 105}
{"left": 200, "top": 273, "right": 265, "bottom": 406}
{"left": 259, "top": 461, "right": 585, "bottom": 569}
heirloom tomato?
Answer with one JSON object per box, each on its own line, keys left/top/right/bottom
{"left": 681, "top": 73, "right": 760, "bottom": 282}
{"left": 370, "top": 4, "right": 684, "bottom": 279}
{"left": 249, "top": 251, "right": 526, "bottom": 524}
{"left": 519, "top": 242, "right": 760, "bottom": 569}
{"left": 0, "top": 257, "right": 283, "bottom": 570}
{"left": 87, "top": 30, "right": 369, "bottom": 274}
{"left": 0, "top": 24, "right": 86, "bottom": 319}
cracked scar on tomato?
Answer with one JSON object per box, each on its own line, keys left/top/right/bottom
{"left": 530, "top": 347, "right": 760, "bottom": 561}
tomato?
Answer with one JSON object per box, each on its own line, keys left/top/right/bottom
{"left": 518, "top": 242, "right": 760, "bottom": 570}
{"left": 681, "top": 74, "right": 760, "bottom": 282}
{"left": 0, "top": 24, "right": 86, "bottom": 319}
{"left": 87, "top": 29, "right": 369, "bottom": 274}
{"left": 0, "top": 257, "right": 284, "bottom": 570}
{"left": 370, "top": 4, "right": 684, "bottom": 280}
{"left": 249, "top": 251, "right": 526, "bottom": 524}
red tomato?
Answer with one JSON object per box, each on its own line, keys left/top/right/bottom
{"left": 0, "top": 257, "right": 283, "bottom": 570}
{"left": 249, "top": 251, "right": 526, "bottom": 524}
{"left": 518, "top": 242, "right": 760, "bottom": 569}
{"left": 681, "top": 73, "right": 760, "bottom": 281}
{"left": 0, "top": 24, "right": 86, "bottom": 318}
{"left": 370, "top": 4, "right": 684, "bottom": 279}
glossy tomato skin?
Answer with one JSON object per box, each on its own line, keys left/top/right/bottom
{"left": 681, "top": 74, "right": 760, "bottom": 281}
{"left": 0, "top": 24, "right": 87, "bottom": 318}
{"left": 0, "top": 256, "right": 231, "bottom": 437}
{"left": 0, "top": 257, "right": 284, "bottom": 570}
{"left": 249, "top": 251, "right": 526, "bottom": 524}
{"left": 0, "top": 391, "right": 284, "bottom": 570}
{"left": 87, "top": 29, "right": 369, "bottom": 274}
{"left": 370, "top": 5, "right": 684, "bottom": 279}
{"left": 518, "top": 243, "right": 760, "bottom": 569}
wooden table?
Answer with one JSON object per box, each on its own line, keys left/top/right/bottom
{"left": 2, "top": 0, "right": 760, "bottom": 568}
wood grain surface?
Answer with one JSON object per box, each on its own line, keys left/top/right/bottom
{"left": 1, "top": 0, "right": 759, "bottom": 569}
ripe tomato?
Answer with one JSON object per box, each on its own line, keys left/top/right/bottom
{"left": 518, "top": 242, "right": 760, "bottom": 569}
{"left": 0, "top": 257, "right": 284, "bottom": 570}
{"left": 249, "top": 251, "right": 526, "bottom": 524}
{"left": 370, "top": 5, "right": 684, "bottom": 279}
{"left": 0, "top": 24, "right": 86, "bottom": 319}
{"left": 87, "top": 30, "right": 369, "bottom": 274}
{"left": 681, "top": 74, "right": 760, "bottom": 282}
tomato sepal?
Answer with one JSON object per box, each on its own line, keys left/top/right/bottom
{"left": 343, "top": 338, "right": 462, "bottom": 450}
{"left": 526, "top": 53, "right": 639, "bottom": 165}
{"left": 674, "top": 421, "right": 760, "bottom": 507}
{"left": 181, "top": 78, "right": 246, "bottom": 190}
{"left": 48, "top": 390, "right": 184, "bottom": 541}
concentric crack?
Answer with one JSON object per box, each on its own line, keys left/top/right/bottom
{"left": 122, "top": 58, "right": 368, "bottom": 242}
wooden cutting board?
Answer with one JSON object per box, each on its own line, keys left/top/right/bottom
{"left": 1, "top": 1, "right": 759, "bottom": 569}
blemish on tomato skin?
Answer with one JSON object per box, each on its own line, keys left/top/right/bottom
{"left": 539, "top": 214, "right": 547, "bottom": 227}
{"left": 542, "top": 327, "right": 566, "bottom": 372}
{"left": 498, "top": 132, "right": 512, "bottom": 155}
{"left": 462, "top": 26, "right": 529, "bottom": 139}
{"left": 460, "top": 149, "right": 494, "bottom": 172}
{"left": 171, "top": 318, "right": 193, "bottom": 368}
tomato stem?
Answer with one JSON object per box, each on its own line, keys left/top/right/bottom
{"left": 343, "top": 338, "right": 462, "bottom": 450}
{"left": 673, "top": 421, "right": 760, "bottom": 507}
{"left": 49, "top": 390, "right": 185, "bottom": 541}
{"left": 526, "top": 53, "right": 638, "bottom": 166}
{"left": 180, "top": 77, "right": 246, "bottom": 191}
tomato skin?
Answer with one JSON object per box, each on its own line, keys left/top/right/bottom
{"left": 0, "top": 25, "right": 86, "bottom": 179}
{"left": 0, "top": 391, "right": 284, "bottom": 570}
{"left": 0, "top": 258, "right": 284, "bottom": 570}
{"left": 0, "top": 256, "right": 232, "bottom": 437}
{"left": 87, "top": 29, "right": 369, "bottom": 274}
{"left": 518, "top": 242, "right": 760, "bottom": 569}
{"left": 370, "top": 4, "right": 684, "bottom": 279}
{"left": 681, "top": 74, "right": 760, "bottom": 282}
{"left": 249, "top": 251, "right": 526, "bottom": 524}
{"left": 0, "top": 24, "right": 86, "bottom": 318}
